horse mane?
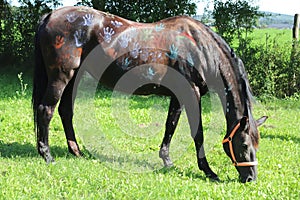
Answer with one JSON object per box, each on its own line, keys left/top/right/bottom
{"left": 204, "top": 25, "right": 260, "bottom": 147}
{"left": 237, "top": 55, "right": 260, "bottom": 148}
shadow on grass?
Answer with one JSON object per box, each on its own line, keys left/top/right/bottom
{"left": 0, "top": 140, "right": 83, "bottom": 159}
{"left": 155, "top": 166, "right": 225, "bottom": 183}
{"left": 261, "top": 133, "right": 300, "bottom": 144}
{"left": 155, "top": 166, "right": 245, "bottom": 183}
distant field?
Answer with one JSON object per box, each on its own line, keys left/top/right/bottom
{"left": 229, "top": 28, "right": 292, "bottom": 48}
{"left": 250, "top": 28, "right": 293, "bottom": 44}
{"left": 0, "top": 68, "right": 299, "bottom": 199}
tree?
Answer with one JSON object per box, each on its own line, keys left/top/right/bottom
{"left": 77, "top": 0, "right": 197, "bottom": 22}
{"left": 0, "top": 0, "right": 15, "bottom": 65}
{"left": 0, "top": 0, "right": 61, "bottom": 67}
{"left": 212, "top": 0, "right": 264, "bottom": 46}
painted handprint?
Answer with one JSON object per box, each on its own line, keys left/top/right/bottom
{"left": 82, "top": 14, "right": 94, "bottom": 26}
{"left": 101, "top": 27, "right": 115, "bottom": 43}
{"left": 166, "top": 44, "right": 178, "bottom": 60}
{"left": 130, "top": 42, "right": 141, "bottom": 59}
{"left": 111, "top": 20, "right": 123, "bottom": 28}
{"left": 66, "top": 13, "right": 78, "bottom": 23}
{"left": 118, "top": 34, "right": 131, "bottom": 48}
{"left": 74, "top": 29, "right": 87, "bottom": 47}
{"left": 54, "top": 35, "right": 65, "bottom": 49}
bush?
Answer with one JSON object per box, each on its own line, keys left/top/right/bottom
{"left": 237, "top": 34, "right": 300, "bottom": 98}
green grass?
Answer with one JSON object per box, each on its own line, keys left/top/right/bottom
{"left": 249, "top": 28, "right": 293, "bottom": 44}
{"left": 230, "top": 28, "right": 293, "bottom": 49}
{"left": 0, "top": 70, "right": 299, "bottom": 199}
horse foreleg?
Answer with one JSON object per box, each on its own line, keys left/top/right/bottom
{"left": 58, "top": 73, "right": 82, "bottom": 157}
{"left": 192, "top": 101, "right": 219, "bottom": 181}
{"left": 159, "top": 96, "right": 183, "bottom": 167}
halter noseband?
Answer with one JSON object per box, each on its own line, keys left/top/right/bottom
{"left": 222, "top": 118, "right": 258, "bottom": 167}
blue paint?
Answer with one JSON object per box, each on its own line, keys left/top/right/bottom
{"left": 166, "top": 44, "right": 178, "bottom": 60}
{"left": 186, "top": 52, "right": 194, "bottom": 66}
{"left": 155, "top": 23, "right": 165, "bottom": 32}
{"left": 148, "top": 67, "right": 155, "bottom": 76}
{"left": 142, "top": 67, "right": 156, "bottom": 80}
{"left": 121, "top": 57, "right": 132, "bottom": 69}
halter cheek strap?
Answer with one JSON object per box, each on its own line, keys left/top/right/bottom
{"left": 222, "top": 118, "right": 258, "bottom": 167}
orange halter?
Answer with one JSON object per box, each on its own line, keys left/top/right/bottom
{"left": 222, "top": 118, "right": 258, "bottom": 167}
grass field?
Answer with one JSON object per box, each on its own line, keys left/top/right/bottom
{"left": 0, "top": 64, "right": 299, "bottom": 199}
{"left": 0, "top": 67, "right": 300, "bottom": 199}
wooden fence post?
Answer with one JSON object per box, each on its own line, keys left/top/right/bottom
{"left": 290, "top": 14, "right": 299, "bottom": 95}
{"left": 293, "top": 14, "right": 299, "bottom": 42}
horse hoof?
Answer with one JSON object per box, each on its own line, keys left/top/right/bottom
{"left": 164, "top": 161, "right": 174, "bottom": 168}
{"left": 68, "top": 148, "right": 83, "bottom": 157}
{"left": 68, "top": 140, "right": 82, "bottom": 157}
{"left": 207, "top": 174, "right": 220, "bottom": 182}
{"left": 45, "top": 155, "right": 55, "bottom": 164}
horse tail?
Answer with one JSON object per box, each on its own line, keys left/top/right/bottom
{"left": 32, "top": 13, "right": 51, "bottom": 133}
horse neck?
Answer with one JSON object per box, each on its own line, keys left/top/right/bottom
{"left": 218, "top": 63, "right": 249, "bottom": 134}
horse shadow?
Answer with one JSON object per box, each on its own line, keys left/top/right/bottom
{"left": 155, "top": 166, "right": 240, "bottom": 183}
{"left": 0, "top": 140, "right": 77, "bottom": 159}
{"left": 260, "top": 131, "right": 300, "bottom": 144}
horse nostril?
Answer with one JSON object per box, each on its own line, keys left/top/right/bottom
{"left": 246, "top": 177, "right": 253, "bottom": 182}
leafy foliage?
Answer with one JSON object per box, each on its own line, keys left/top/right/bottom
{"left": 0, "top": 0, "right": 61, "bottom": 67}
{"left": 212, "top": 0, "right": 264, "bottom": 45}
{"left": 238, "top": 32, "right": 300, "bottom": 98}
{"left": 77, "top": 0, "right": 197, "bottom": 22}
{"left": 211, "top": 0, "right": 299, "bottom": 97}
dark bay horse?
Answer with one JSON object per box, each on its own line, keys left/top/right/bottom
{"left": 33, "top": 6, "right": 267, "bottom": 182}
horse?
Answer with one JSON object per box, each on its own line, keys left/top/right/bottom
{"left": 32, "top": 6, "right": 267, "bottom": 183}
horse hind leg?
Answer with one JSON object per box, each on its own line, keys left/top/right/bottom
{"left": 37, "top": 69, "right": 76, "bottom": 163}
{"left": 37, "top": 80, "right": 65, "bottom": 163}
{"left": 58, "top": 71, "right": 82, "bottom": 157}
{"left": 159, "top": 96, "right": 183, "bottom": 167}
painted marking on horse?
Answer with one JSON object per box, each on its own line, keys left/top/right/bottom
{"left": 118, "top": 34, "right": 131, "bottom": 48}
{"left": 140, "top": 49, "right": 149, "bottom": 62}
{"left": 166, "top": 44, "right": 179, "bottom": 60}
{"left": 74, "top": 29, "right": 87, "bottom": 47}
{"left": 54, "top": 35, "right": 65, "bottom": 49}
{"left": 66, "top": 13, "right": 78, "bottom": 23}
{"left": 179, "top": 32, "right": 197, "bottom": 46}
{"left": 155, "top": 23, "right": 165, "bottom": 32}
{"left": 186, "top": 52, "right": 194, "bottom": 66}
{"left": 120, "top": 57, "right": 132, "bottom": 69}
{"left": 130, "top": 42, "right": 141, "bottom": 59}
{"left": 82, "top": 14, "right": 94, "bottom": 26}
{"left": 111, "top": 20, "right": 123, "bottom": 28}
{"left": 141, "top": 29, "right": 153, "bottom": 41}
{"left": 149, "top": 51, "right": 163, "bottom": 63}
{"left": 128, "top": 27, "right": 138, "bottom": 38}
{"left": 101, "top": 27, "right": 115, "bottom": 43}
{"left": 142, "top": 67, "right": 156, "bottom": 80}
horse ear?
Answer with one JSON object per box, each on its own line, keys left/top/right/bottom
{"left": 240, "top": 116, "right": 248, "bottom": 130}
{"left": 256, "top": 116, "right": 268, "bottom": 127}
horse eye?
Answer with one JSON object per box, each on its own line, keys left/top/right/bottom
{"left": 242, "top": 143, "right": 248, "bottom": 149}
